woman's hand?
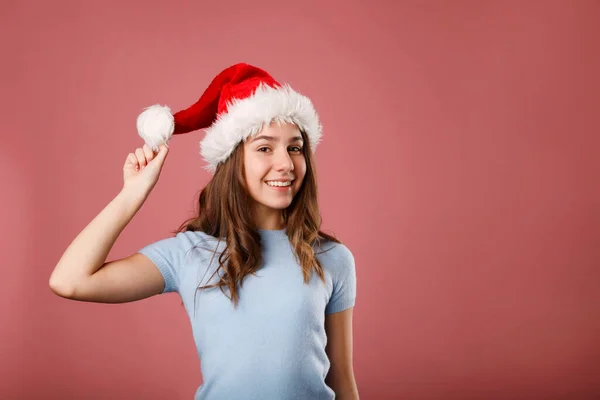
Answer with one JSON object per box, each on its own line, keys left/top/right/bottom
{"left": 122, "top": 143, "right": 169, "bottom": 198}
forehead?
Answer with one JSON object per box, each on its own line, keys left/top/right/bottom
{"left": 247, "top": 120, "right": 303, "bottom": 143}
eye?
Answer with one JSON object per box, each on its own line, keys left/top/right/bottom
{"left": 257, "top": 147, "right": 270, "bottom": 152}
{"left": 289, "top": 146, "right": 303, "bottom": 153}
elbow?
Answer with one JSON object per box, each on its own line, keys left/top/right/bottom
{"left": 48, "top": 272, "right": 75, "bottom": 299}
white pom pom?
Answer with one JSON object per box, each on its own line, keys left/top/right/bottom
{"left": 136, "top": 104, "right": 175, "bottom": 151}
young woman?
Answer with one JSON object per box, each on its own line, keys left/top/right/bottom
{"left": 49, "top": 63, "right": 358, "bottom": 399}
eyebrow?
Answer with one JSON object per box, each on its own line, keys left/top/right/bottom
{"left": 250, "top": 135, "right": 304, "bottom": 143}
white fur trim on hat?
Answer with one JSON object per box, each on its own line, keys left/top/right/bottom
{"left": 200, "top": 83, "right": 322, "bottom": 171}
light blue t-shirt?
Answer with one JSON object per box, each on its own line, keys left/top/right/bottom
{"left": 138, "top": 228, "right": 357, "bottom": 399}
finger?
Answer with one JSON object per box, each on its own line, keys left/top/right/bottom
{"left": 142, "top": 144, "right": 154, "bottom": 162}
{"left": 135, "top": 148, "right": 147, "bottom": 167}
{"left": 126, "top": 153, "right": 139, "bottom": 170}
{"left": 153, "top": 143, "right": 169, "bottom": 162}
{"left": 154, "top": 143, "right": 169, "bottom": 165}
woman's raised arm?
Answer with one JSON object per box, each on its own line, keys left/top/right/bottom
{"left": 49, "top": 143, "right": 169, "bottom": 303}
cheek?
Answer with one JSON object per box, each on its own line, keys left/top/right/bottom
{"left": 246, "top": 170, "right": 260, "bottom": 188}
{"left": 243, "top": 162, "right": 256, "bottom": 188}
{"left": 243, "top": 149, "right": 266, "bottom": 182}
{"left": 295, "top": 159, "right": 307, "bottom": 180}
{"left": 244, "top": 162, "right": 267, "bottom": 187}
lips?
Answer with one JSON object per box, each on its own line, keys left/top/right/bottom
{"left": 265, "top": 180, "right": 293, "bottom": 187}
{"left": 265, "top": 179, "right": 294, "bottom": 183}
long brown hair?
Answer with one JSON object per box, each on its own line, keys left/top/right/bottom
{"left": 171, "top": 127, "right": 340, "bottom": 309}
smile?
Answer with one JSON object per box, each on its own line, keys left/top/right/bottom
{"left": 265, "top": 180, "right": 293, "bottom": 187}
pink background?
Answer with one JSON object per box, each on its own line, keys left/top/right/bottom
{"left": 1, "top": 1, "right": 599, "bottom": 399}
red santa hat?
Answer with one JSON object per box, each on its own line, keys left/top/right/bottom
{"left": 136, "top": 63, "right": 323, "bottom": 171}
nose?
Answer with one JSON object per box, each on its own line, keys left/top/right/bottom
{"left": 274, "top": 148, "right": 294, "bottom": 172}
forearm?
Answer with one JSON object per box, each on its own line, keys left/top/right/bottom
{"left": 49, "top": 189, "right": 146, "bottom": 292}
{"left": 327, "top": 374, "right": 360, "bottom": 400}
{"left": 334, "top": 389, "right": 359, "bottom": 400}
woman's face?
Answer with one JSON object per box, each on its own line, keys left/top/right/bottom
{"left": 243, "top": 121, "right": 307, "bottom": 218}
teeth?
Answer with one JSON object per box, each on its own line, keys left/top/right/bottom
{"left": 266, "top": 181, "right": 291, "bottom": 187}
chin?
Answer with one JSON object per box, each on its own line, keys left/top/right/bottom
{"left": 262, "top": 199, "right": 293, "bottom": 210}
{"left": 250, "top": 185, "right": 299, "bottom": 211}
{"left": 253, "top": 193, "right": 294, "bottom": 209}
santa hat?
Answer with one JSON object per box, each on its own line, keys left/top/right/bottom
{"left": 136, "top": 63, "right": 323, "bottom": 171}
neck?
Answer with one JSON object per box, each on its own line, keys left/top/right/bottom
{"left": 252, "top": 204, "right": 285, "bottom": 230}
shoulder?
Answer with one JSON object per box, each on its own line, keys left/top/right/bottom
{"left": 315, "top": 239, "right": 355, "bottom": 272}
{"left": 158, "top": 230, "right": 211, "bottom": 247}
{"left": 142, "top": 230, "right": 225, "bottom": 256}
{"left": 318, "top": 238, "right": 357, "bottom": 311}
{"left": 175, "top": 230, "right": 228, "bottom": 254}
{"left": 175, "top": 229, "right": 219, "bottom": 245}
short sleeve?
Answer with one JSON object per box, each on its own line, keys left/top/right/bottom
{"left": 137, "top": 231, "right": 192, "bottom": 294}
{"left": 325, "top": 244, "right": 357, "bottom": 315}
